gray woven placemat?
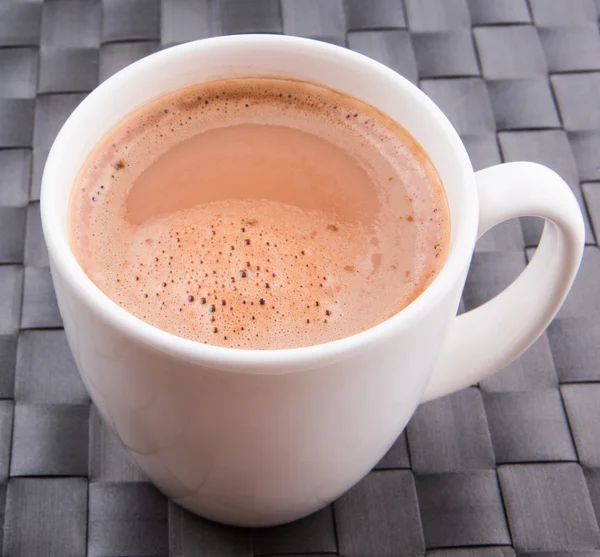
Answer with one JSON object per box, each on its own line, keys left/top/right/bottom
{"left": 1, "top": 0, "right": 600, "bottom": 556}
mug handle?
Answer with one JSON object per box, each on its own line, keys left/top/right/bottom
{"left": 422, "top": 162, "right": 585, "bottom": 402}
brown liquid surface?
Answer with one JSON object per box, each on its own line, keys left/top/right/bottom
{"left": 70, "top": 78, "right": 449, "bottom": 349}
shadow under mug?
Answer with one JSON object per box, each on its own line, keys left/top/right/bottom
{"left": 41, "top": 35, "right": 584, "bottom": 527}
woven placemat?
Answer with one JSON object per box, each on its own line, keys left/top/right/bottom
{"left": 1, "top": 0, "right": 600, "bottom": 556}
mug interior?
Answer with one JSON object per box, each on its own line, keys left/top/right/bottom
{"left": 41, "top": 35, "right": 478, "bottom": 365}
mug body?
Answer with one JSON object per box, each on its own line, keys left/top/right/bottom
{"left": 42, "top": 35, "right": 478, "bottom": 526}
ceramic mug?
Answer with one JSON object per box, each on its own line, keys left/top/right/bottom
{"left": 41, "top": 35, "right": 585, "bottom": 527}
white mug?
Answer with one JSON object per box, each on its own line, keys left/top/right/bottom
{"left": 41, "top": 35, "right": 585, "bottom": 527}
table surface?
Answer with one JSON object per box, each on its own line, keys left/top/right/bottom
{"left": 1, "top": 0, "right": 600, "bottom": 556}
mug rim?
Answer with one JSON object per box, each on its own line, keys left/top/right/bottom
{"left": 41, "top": 34, "right": 478, "bottom": 372}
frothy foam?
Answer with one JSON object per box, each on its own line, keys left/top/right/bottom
{"left": 70, "top": 77, "right": 449, "bottom": 349}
